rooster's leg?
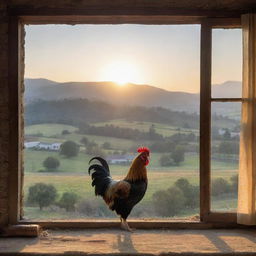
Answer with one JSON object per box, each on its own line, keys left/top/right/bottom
{"left": 120, "top": 218, "right": 133, "bottom": 232}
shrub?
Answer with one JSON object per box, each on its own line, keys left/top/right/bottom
{"left": 58, "top": 192, "right": 78, "bottom": 212}
{"left": 175, "top": 178, "right": 199, "bottom": 209}
{"left": 43, "top": 156, "right": 60, "bottom": 171}
{"left": 230, "top": 174, "right": 238, "bottom": 193}
{"left": 27, "top": 183, "right": 57, "bottom": 210}
{"left": 218, "top": 141, "right": 239, "bottom": 155}
{"left": 152, "top": 187, "right": 186, "bottom": 217}
{"left": 77, "top": 198, "right": 113, "bottom": 217}
{"left": 60, "top": 140, "right": 79, "bottom": 158}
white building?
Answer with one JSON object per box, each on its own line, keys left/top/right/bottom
{"left": 37, "top": 142, "right": 62, "bottom": 151}
{"left": 106, "top": 155, "right": 134, "bottom": 165}
{"left": 50, "top": 143, "right": 62, "bottom": 151}
{"left": 218, "top": 128, "right": 240, "bottom": 138}
{"left": 24, "top": 141, "right": 40, "bottom": 149}
{"left": 24, "top": 141, "right": 62, "bottom": 151}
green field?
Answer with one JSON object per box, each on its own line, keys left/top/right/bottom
{"left": 93, "top": 119, "right": 199, "bottom": 136}
{"left": 24, "top": 123, "right": 239, "bottom": 219}
{"left": 25, "top": 123, "right": 78, "bottom": 136}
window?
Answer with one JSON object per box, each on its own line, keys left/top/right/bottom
{"left": 24, "top": 24, "right": 200, "bottom": 220}
{"left": 8, "top": 14, "right": 242, "bottom": 227}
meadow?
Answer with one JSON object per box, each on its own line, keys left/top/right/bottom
{"left": 24, "top": 122, "right": 238, "bottom": 220}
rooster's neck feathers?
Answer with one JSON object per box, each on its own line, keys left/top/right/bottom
{"left": 125, "top": 155, "right": 147, "bottom": 182}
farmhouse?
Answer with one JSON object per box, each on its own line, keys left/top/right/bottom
{"left": 24, "top": 141, "right": 40, "bottom": 149}
{"left": 106, "top": 155, "right": 134, "bottom": 165}
{"left": 24, "top": 141, "right": 62, "bottom": 151}
{"left": 218, "top": 128, "right": 240, "bottom": 138}
{"left": 37, "top": 142, "right": 62, "bottom": 151}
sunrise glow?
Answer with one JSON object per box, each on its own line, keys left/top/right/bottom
{"left": 102, "top": 61, "right": 142, "bottom": 86}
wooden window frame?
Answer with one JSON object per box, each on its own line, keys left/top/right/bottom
{"left": 8, "top": 8, "right": 242, "bottom": 228}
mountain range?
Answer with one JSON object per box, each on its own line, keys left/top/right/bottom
{"left": 24, "top": 78, "right": 242, "bottom": 114}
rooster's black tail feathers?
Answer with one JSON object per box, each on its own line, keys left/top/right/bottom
{"left": 89, "top": 157, "right": 110, "bottom": 175}
{"left": 88, "top": 157, "right": 112, "bottom": 196}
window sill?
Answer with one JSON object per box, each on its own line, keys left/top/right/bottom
{"left": 0, "top": 228, "right": 256, "bottom": 255}
{"left": 19, "top": 218, "right": 242, "bottom": 229}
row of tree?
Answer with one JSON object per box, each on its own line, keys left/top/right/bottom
{"left": 25, "top": 98, "right": 205, "bottom": 129}
{"left": 152, "top": 175, "right": 238, "bottom": 217}
{"left": 78, "top": 123, "right": 164, "bottom": 141}
{"left": 27, "top": 175, "right": 238, "bottom": 217}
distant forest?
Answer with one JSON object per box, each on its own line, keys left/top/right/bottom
{"left": 25, "top": 98, "right": 237, "bottom": 129}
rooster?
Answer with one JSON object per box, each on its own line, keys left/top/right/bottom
{"left": 88, "top": 147, "right": 150, "bottom": 231}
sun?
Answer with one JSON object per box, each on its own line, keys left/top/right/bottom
{"left": 102, "top": 61, "right": 141, "bottom": 86}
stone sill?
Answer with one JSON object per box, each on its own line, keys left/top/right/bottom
{"left": 0, "top": 229, "right": 256, "bottom": 255}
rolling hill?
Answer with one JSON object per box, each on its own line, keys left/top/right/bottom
{"left": 25, "top": 79, "right": 199, "bottom": 112}
{"left": 24, "top": 78, "right": 242, "bottom": 115}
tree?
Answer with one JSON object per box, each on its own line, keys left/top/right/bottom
{"left": 62, "top": 129, "right": 71, "bottom": 135}
{"left": 80, "top": 137, "right": 89, "bottom": 146}
{"left": 60, "top": 140, "right": 79, "bottom": 158}
{"left": 171, "top": 145, "right": 185, "bottom": 165}
{"left": 211, "top": 178, "right": 230, "bottom": 196}
{"left": 27, "top": 183, "right": 57, "bottom": 210}
{"left": 230, "top": 174, "right": 238, "bottom": 193}
{"left": 86, "top": 142, "right": 105, "bottom": 157}
{"left": 43, "top": 157, "right": 60, "bottom": 171}
{"left": 58, "top": 192, "right": 78, "bottom": 212}
{"left": 159, "top": 154, "right": 173, "bottom": 166}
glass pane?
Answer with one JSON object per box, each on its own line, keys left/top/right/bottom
{"left": 211, "top": 29, "right": 242, "bottom": 99}
{"left": 211, "top": 102, "right": 241, "bottom": 212}
{"left": 24, "top": 24, "right": 200, "bottom": 220}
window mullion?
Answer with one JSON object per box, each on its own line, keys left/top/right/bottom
{"left": 200, "top": 21, "right": 212, "bottom": 221}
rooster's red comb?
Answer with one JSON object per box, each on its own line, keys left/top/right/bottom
{"left": 137, "top": 147, "right": 150, "bottom": 154}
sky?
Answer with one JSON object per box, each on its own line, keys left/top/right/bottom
{"left": 25, "top": 25, "right": 242, "bottom": 93}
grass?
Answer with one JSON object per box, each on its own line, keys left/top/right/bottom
{"left": 23, "top": 168, "right": 237, "bottom": 219}
{"left": 23, "top": 122, "right": 239, "bottom": 219}
{"left": 212, "top": 196, "right": 237, "bottom": 211}
{"left": 25, "top": 123, "right": 77, "bottom": 136}
{"left": 25, "top": 149, "right": 237, "bottom": 174}
{"left": 23, "top": 170, "right": 200, "bottom": 208}
{"left": 25, "top": 150, "right": 92, "bottom": 173}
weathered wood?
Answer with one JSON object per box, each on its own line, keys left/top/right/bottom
{"left": 0, "top": 224, "right": 40, "bottom": 237}
{"left": 9, "top": 7, "right": 242, "bottom": 18}
{"left": 18, "top": 15, "right": 241, "bottom": 26}
{"left": 6, "top": 7, "right": 242, "bottom": 227}
{"left": 18, "top": 219, "right": 248, "bottom": 229}
{"left": 208, "top": 18, "right": 241, "bottom": 28}
{"left": 211, "top": 98, "right": 243, "bottom": 102}
{"left": 8, "top": 16, "right": 21, "bottom": 225}
{"left": 204, "top": 212, "right": 237, "bottom": 223}
{"left": 21, "top": 15, "right": 202, "bottom": 25}
{"left": 200, "top": 21, "right": 212, "bottom": 222}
